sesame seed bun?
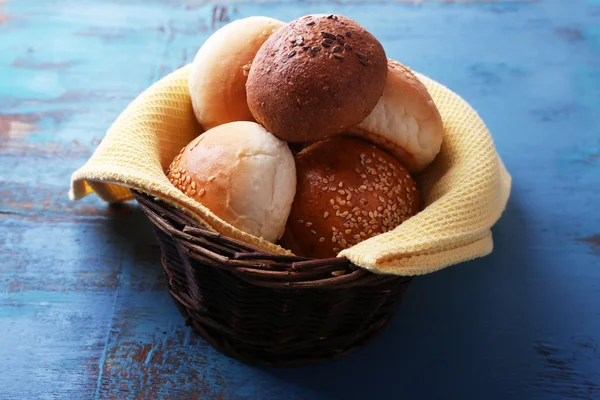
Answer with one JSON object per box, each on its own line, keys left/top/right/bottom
{"left": 348, "top": 59, "right": 444, "bottom": 172}
{"left": 246, "top": 14, "right": 387, "bottom": 143}
{"left": 166, "top": 121, "right": 296, "bottom": 242}
{"left": 279, "top": 136, "right": 420, "bottom": 259}
{"left": 188, "top": 16, "right": 285, "bottom": 130}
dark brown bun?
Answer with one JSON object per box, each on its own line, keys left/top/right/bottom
{"left": 280, "top": 136, "right": 420, "bottom": 259}
{"left": 246, "top": 14, "right": 387, "bottom": 143}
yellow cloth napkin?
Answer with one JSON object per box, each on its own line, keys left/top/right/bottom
{"left": 70, "top": 64, "right": 511, "bottom": 276}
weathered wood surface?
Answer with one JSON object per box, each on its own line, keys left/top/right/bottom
{"left": 1, "top": 0, "right": 599, "bottom": 398}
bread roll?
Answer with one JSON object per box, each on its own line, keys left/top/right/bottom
{"left": 348, "top": 59, "right": 444, "bottom": 172}
{"left": 166, "top": 122, "right": 296, "bottom": 242}
{"left": 246, "top": 14, "right": 387, "bottom": 143}
{"left": 188, "top": 16, "right": 285, "bottom": 130}
{"left": 280, "top": 137, "right": 420, "bottom": 258}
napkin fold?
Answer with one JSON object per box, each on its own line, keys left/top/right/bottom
{"left": 70, "top": 64, "right": 511, "bottom": 276}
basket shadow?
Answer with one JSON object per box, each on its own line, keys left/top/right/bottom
{"left": 258, "top": 191, "right": 537, "bottom": 399}
{"left": 100, "top": 202, "right": 166, "bottom": 288}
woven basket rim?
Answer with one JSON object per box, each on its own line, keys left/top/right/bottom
{"left": 132, "top": 190, "right": 413, "bottom": 287}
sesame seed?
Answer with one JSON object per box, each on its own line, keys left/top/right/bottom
{"left": 333, "top": 205, "right": 339, "bottom": 210}
{"left": 298, "top": 219, "right": 303, "bottom": 224}
{"left": 342, "top": 211, "right": 349, "bottom": 217}
{"left": 333, "top": 247, "right": 340, "bottom": 252}
{"left": 322, "top": 178, "right": 329, "bottom": 184}
{"left": 338, "top": 190, "right": 345, "bottom": 195}
{"left": 355, "top": 168, "right": 360, "bottom": 173}
{"left": 189, "top": 190, "right": 196, "bottom": 196}
{"left": 311, "top": 230, "right": 317, "bottom": 235}
{"left": 412, "top": 187, "right": 417, "bottom": 191}
{"left": 330, "top": 199, "right": 335, "bottom": 205}
{"left": 305, "top": 222, "right": 313, "bottom": 228}
{"left": 332, "top": 236, "right": 337, "bottom": 243}
{"left": 319, "top": 237, "right": 325, "bottom": 242}
{"left": 288, "top": 50, "right": 296, "bottom": 58}
{"left": 379, "top": 196, "right": 386, "bottom": 203}
{"left": 340, "top": 200, "right": 346, "bottom": 206}
{"left": 333, "top": 53, "right": 344, "bottom": 59}
{"left": 208, "top": 176, "right": 215, "bottom": 182}
{"left": 329, "top": 176, "right": 335, "bottom": 182}
{"left": 338, "top": 182, "right": 343, "bottom": 188}
{"left": 199, "top": 188, "right": 205, "bottom": 196}
{"left": 306, "top": 21, "right": 315, "bottom": 26}
{"left": 345, "top": 229, "right": 352, "bottom": 235}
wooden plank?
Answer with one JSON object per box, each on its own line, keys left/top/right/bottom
{"left": 0, "top": 0, "right": 599, "bottom": 398}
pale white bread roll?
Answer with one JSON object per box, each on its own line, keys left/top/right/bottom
{"left": 166, "top": 122, "right": 296, "bottom": 242}
{"left": 188, "top": 17, "right": 285, "bottom": 130}
{"left": 348, "top": 59, "right": 444, "bottom": 172}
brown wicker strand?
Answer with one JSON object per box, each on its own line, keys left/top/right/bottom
{"left": 132, "top": 190, "right": 412, "bottom": 365}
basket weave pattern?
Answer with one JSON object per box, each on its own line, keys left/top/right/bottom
{"left": 134, "top": 191, "right": 412, "bottom": 365}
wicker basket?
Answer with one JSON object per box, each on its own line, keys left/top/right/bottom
{"left": 132, "top": 190, "right": 412, "bottom": 365}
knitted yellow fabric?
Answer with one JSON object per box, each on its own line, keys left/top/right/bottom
{"left": 69, "top": 64, "right": 511, "bottom": 276}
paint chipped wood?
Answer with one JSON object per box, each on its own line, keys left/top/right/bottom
{"left": 1, "top": 0, "right": 599, "bottom": 398}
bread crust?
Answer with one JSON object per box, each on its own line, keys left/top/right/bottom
{"left": 246, "top": 14, "right": 387, "bottom": 143}
{"left": 348, "top": 59, "right": 444, "bottom": 172}
{"left": 188, "top": 17, "right": 285, "bottom": 130}
{"left": 280, "top": 136, "right": 420, "bottom": 258}
{"left": 167, "top": 122, "right": 296, "bottom": 242}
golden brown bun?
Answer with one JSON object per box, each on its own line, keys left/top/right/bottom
{"left": 280, "top": 136, "right": 420, "bottom": 258}
{"left": 246, "top": 14, "right": 387, "bottom": 143}
{"left": 348, "top": 59, "right": 444, "bottom": 172}
{"left": 166, "top": 122, "right": 296, "bottom": 242}
{"left": 188, "top": 17, "right": 285, "bottom": 130}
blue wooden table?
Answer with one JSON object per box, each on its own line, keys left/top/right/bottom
{"left": 1, "top": 0, "right": 599, "bottom": 399}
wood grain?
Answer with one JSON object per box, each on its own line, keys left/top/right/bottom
{"left": 1, "top": 0, "right": 599, "bottom": 399}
